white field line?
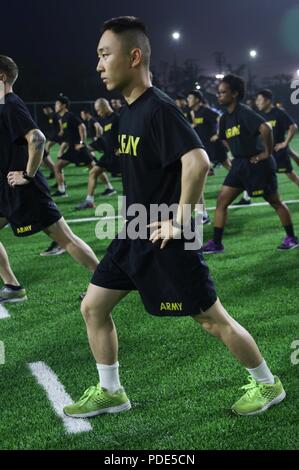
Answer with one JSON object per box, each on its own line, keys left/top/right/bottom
{"left": 0, "top": 305, "right": 10, "bottom": 319}
{"left": 65, "top": 199, "right": 299, "bottom": 224}
{"left": 28, "top": 361, "right": 92, "bottom": 434}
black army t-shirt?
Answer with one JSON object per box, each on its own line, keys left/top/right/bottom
{"left": 118, "top": 87, "right": 204, "bottom": 215}
{"left": 86, "top": 117, "right": 98, "bottom": 140}
{"left": 99, "top": 112, "right": 119, "bottom": 154}
{"left": 60, "top": 111, "right": 81, "bottom": 146}
{"left": 0, "top": 93, "right": 38, "bottom": 176}
{"left": 260, "top": 107, "right": 294, "bottom": 144}
{"left": 46, "top": 112, "right": 60, "bottom": 137}
{"left": 219, "top": 103, "right": 265, "bottom": 158}
{"left": 0, "top": 92, "right": 52, "bottom": 199}
{"left": 193, "top": 106, "right": 219, "bottom": 147}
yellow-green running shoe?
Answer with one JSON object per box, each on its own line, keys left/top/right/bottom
{"left": 0, "top": 285, "right": 27, "bottom": 304}
{"left": 64, "top": 384, "right": 131, "bottom": 418}
{"left": 232, "top": 376, "right": 286, "bottom": 416}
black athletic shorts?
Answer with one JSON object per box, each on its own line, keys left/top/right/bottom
{"left": 91, "top": 237, "right": 218, "bottom": 317}
{"left": 0, "top": 173, "right": 62, "bottom": 237}
{"left": 59, "top": 146, "right": 93, "bottom": 166}
{"left": 47, "top": 133, "right": 63, "bottom": 144}
{"left": 273, "top": 148, "right": 293, "bottom": 174}
{"left": 96, "top": 154, "right": 121, "bottom": 174}
{"left": 223, "top": 156, "right": 278, "bottom": 197}
{"left": 213, "top": 140, "right": 228, "bottom": 164}
{"left": 90, "top": 139, "right": 105, "bottom": 153}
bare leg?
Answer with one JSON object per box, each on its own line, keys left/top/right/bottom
{"left": 192, "top": 299, "right": 262, "bottom": 368}
{"left": 286, "top": 171, "right": 299, "bottom": 187}
{"left": 0, "top": 237, "right": 20, "bottom": 286}
{"left": 43, "top": 218, "right": 99, "bottom": 272}
{"left": 264, "top": 192, "right": 292, "bottom": 226}
{"left": 54, "top": 160, "right": 69, "bottom": 187}
{"left": 213, "top": 186, "right": 243, "bottom": 228}
{"left": 88, "top": 166, "right": 103, "bottom": 197}
{"left": 81, "top": 284, "right": 130, "bottom": 364}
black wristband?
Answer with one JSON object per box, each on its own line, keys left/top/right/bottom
{"left": 23, "top": 171, "right": 35, "bottom": 182}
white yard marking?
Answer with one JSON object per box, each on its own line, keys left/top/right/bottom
{"left": 0, "top": 305, "right": 10, "bottom": 319}
{"left": 28, "top": 362, "right": 92, "bottom": 434}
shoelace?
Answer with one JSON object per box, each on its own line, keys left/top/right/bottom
{"left": 240, "top": 376, "right": 261, "bottom": 398}
{"left": 77, "top": 385, "right": 100, "bottom": 406}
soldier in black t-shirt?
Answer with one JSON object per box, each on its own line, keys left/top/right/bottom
{"left": 175, "top": 94, "right": 193, "bottom": 124}
{"left": 64, "top": 19, "right": 285, "bottom": 419}
{"left": 187, "top": 90, "right": 231, "bottom": 170}
{"left": 75, "top": 99, "right": 119, "bottom": 210}
{"left": 202, "top": 74, "right": 298, "bottom": 254}
{"left": 40, "top": 106, "right": 58, "bottom": 179}
{"left": 256, "top": 89, "right": 299, "bottom": 186}
{"left": 0, "top": 56, "right": 99, "bottom": 295}
{"left": 53, "top": 95, "right": 95, "bottom": 197}
{"left": 80, "top": 109, "right": 102, "bottom": 141}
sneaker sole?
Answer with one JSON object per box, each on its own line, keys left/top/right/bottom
{"left": 0, "top": 296, "right": 28, "bottom": 304}
{"left": 40, "top": 250, "right": 66, "bottom": 257}
{"left": 102, "top": 191, "right": 117, "bottom": 197}
{"left": 277, "top": 244, "right": 299, "bottom": 251}
{"left": 232, "top": 390, "right": 286, "bottom": 416}
{"left": 64, "top": 401, "right": 132, "bottom": 418}
{"left": 202, "top": 250, "right": 224, "bottom": 255}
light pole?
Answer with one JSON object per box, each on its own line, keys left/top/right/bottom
{"left": 171, "top": 31, "right": 181, "bottom": 94}
{"left": 248, "top": 49, "right": 258, "bottom": 97}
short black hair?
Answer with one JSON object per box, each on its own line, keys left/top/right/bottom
{"left": 257, "top": 89, "right": 273, "bottom": 101}
{"left": 188, "top": 90, "right": 203, "bottom": 102}
{"left": 221, "top": 74, "right": 245, "bottom": 101}
{"left": 57, "top": 94, "right": 70, "bottom": 108}
{"left": 176, "top": 94, "right": 186, "bottom": 100}
{"left": 0, "top": 55, "right": 18, "bottom": 85}
{"left": 101, "top": 16, "right": 151, "bottom": 67}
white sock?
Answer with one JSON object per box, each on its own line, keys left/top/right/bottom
{"left": 243, "top": 191, "right": 251, "bottom": 201}
{"left": 86, "top": 195, "right": 94, "bottom": 203}
{"left": 203, "top": 210, "right": 208, "bottom": 218}
{"left": 246, "top": 359, "right": 275, "bottom": 384}
{"left": 58, "top": 184, "right": 65, "bottom": 193}
{"left": 96, "top": 362, "right": 121, "bottom": 392}
{"left": 105, "top": 182, "right": 113, "bottom": 190}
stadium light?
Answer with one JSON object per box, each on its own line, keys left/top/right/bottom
{"left": 296, "top": 69, "right": 299, "bottom": 77}
{"left": 215, "top": 73, "right": 224, "bottom": 79}
{"left": 249, "top": 49, "right": 257, "bottom": 58}
{"left": 172, "top": 31, "right": 181, "bottom": 41}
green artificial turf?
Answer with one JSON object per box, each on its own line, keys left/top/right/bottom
{"left": 0, "top": 138, "right": 298, "bottom": 450}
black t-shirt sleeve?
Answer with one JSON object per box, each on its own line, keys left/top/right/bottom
{"left": 4, "top": 100, "right": 37, "bottom": 143}
{"left": 241, "top": 106, "right": 265, "bottom": 135}
{"left": 218, "top": 115, "right": 226, "bottom": 140}
{"left": 279, "top": 109, "right": 295, "bottom": 130}
{"left": 150, "top": 103, "right": 204, "bottom": 168}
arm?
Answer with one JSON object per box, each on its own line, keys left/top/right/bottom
{"left": 250, "top": 122, "right": 273, "bottom": 164}
{"left": 274, "top": 123, "right": 298, "bottom": 151}
{"left": 176, "top": 149, "right": 210, "bottom": 225}
{"left": 7, "top": 129, "right": 46, "bottom": 187}
{"left": 149, "top": 148, "right": 210, "bottom": 248}
{"left": 25, "top": 129, "right": 46, "bottom": 176}
{"left": 79, "top": 123, "right": 87, "bottom": 143}
{"left": 94, "top": 122, "right": 103, "bottom": 140}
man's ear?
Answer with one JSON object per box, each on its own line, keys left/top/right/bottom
{"left": 130, "top": 48, "right": 142, "bottom": 68}
{"left": 0, "top": 73, "right": 6, "bottom": 82}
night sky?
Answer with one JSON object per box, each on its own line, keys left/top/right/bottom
{"left": 1, "top": 0, "right": 299, "bottom": 100}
